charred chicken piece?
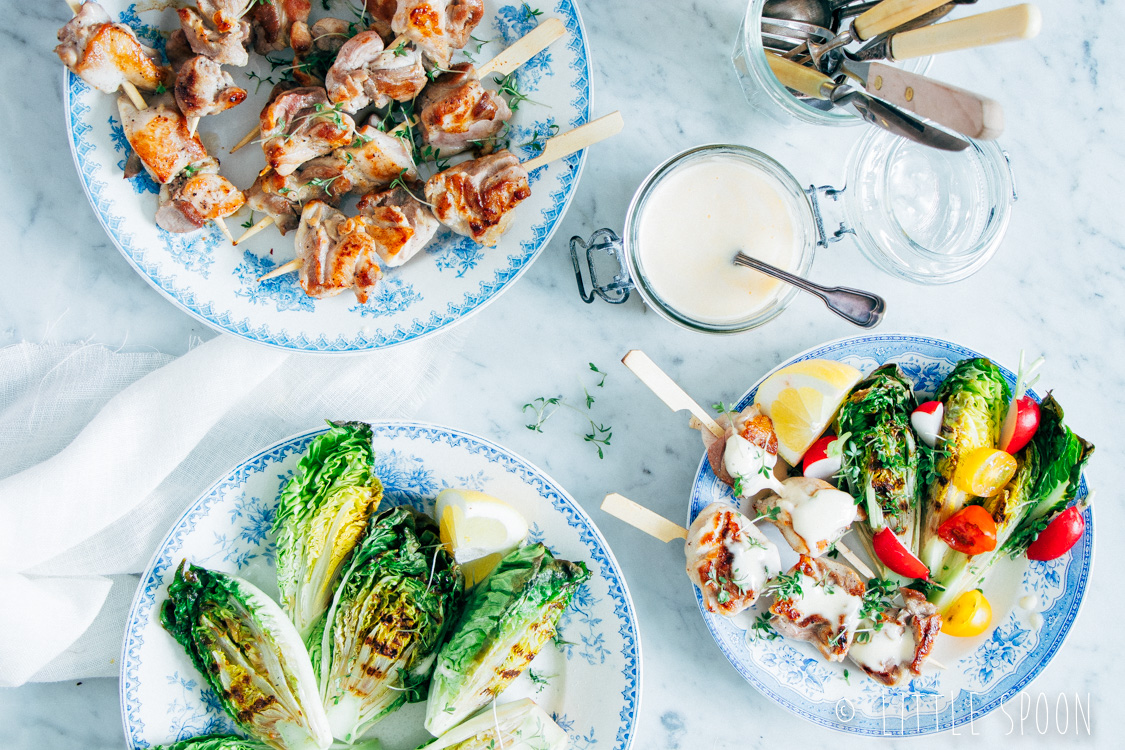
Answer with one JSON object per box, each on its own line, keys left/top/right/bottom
{"left": 174, "top": 55, "right": 247, "bottom": 119}
{"left": 391, "top": 0, "right": 484, "bottom": 68}
{"left": 294, "top": 201, "right": 383, "bottom": 302}
{"left": 196, "top": 1, "right": 254, "bottom": 34}
{"left": 249, "top": 0, "right": 312, "bottom": 54}
{"left": 424, "top": 149, "right": 530, "bottom": 247}
{"left": 325, "top": 30, "right": 426, "bottom": 113}
{"left": 849, "top": 588, "right": 942, "bottom": 686}
{"left": 364, "top": 0, "right": 398, "bottom": 38}
{"left": 260, "top": 87, "right": 356, "bottom": 176}
{"left": 753, "top": 477, "right": 861, "bottom": 557}
{"left": 329, "top": 123, "right": 417, "bottom": 194}
{"left": 685, "top": 503, "right": 781, "bottom": 618}
{"left": 418, "top": 63, "right": 513, "bottom": 156}
{"left": 177, "top": 6, "right": 251, "bottom": 67}
{"left": 693, "top": 403, "right": 784, "bottom": 501}
{"left": 156, "top": 157, "right": 245, "bottom": 233}
{"left": 769, "top": 555, "right": 865, "bottom": 662}
{"left": 308, "top": 17, "right": 354, "bottom": 54}
{"left": 244, "top": 160, "right": 344, "bottom": 235}
{"left": 355, "top": 183, "right": 441, "bottom": 267}
{"left": 117, "top": 94, "right": 208, "bottom": 184}
{"left": 56, "top": 1, "right": 168, "bottom": 94}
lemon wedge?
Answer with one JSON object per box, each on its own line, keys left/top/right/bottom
{"left": 436, "top": 489, "right": 528, "bottom": 586}
{"left": 754, "top": 359, "right": 862, "bottom": 466}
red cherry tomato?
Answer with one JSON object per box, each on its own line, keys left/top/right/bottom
{"left": 1027, "top": 506, "right": 1085, "bottom": 561}
{"left": 937, "top": 505, "right": 998, "bottom": 555}
{"left": 872, "top": 527, "right": 930, "bottom": 579}
{"left": 999, "top": 395, "right": 1041, "bottom": 454}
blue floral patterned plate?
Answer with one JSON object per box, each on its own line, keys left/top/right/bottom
{"left": 120, "top": 422, "right": 640, "bottom": 749}
{"left": 688, "top": 333, "right": 1094, "bottom": 736}
{"left": 66, "top": 2, "right": 591, "bottom": 352}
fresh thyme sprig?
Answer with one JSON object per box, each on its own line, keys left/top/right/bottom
{"left": 245, "top": 70, "right": 275, "bottom": 94}
{"left": 493, "top": 72, "right": 541, "bottom": 111}
{"left": 240, "top": 210, "right": 256, "bottom": 230}
{"left": 748, "top": 611, "right": 781, "bottom": 641}
{"left": 523, "top": 397, "right": 561, "bottom": 432}
{"left": 522, "top": 2, "right": 543, "bottom": 21}
{"left": 522, "top": 363, "right": 613, "bottom": 459}
{"left": 764, "top": 571, "right": 804, "bottom": 600}
{"left": 388, "top": 168, "right": 432, "bottom": 206}
{"left": 521, "top": 123, "right": 560, "bottom": 156}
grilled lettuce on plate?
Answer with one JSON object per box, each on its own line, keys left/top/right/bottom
{"left": 928, "top": 394, "right": 1093, "bottom": 611}
{"left": 918, "top": 358, "right": 1010, "bottom": 575}
{"left": 273, "top": 421, "right": 383, "bottom": 639}
{"left": 318, "top": 506, "right": 463, "bottom": 742}
{"left": 150, "top": 736, "right": 383, "bottom": 750}
{"left": 425, "top": 543, "right": 590, "bottom": 737}
{"left": 160, "top": 562, "right": 332, "bottom": 750}
{"left": 421, "top": 698, "right": 568, "bottom": 750}
{"left": 835, "top": 364, "right": 920, "bottom": 566}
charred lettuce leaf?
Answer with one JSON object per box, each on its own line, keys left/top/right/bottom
{"left": 273, "top": 421, "right": 383, "bottom": 639}
{"left": 318, "top": 506, "right": 463, "bottom": 743}
{"left": 420, "top": 698, "right": 568, "bottom": 750}
{"left": 424, "top": 544, "right": 590, "bottom": 737}
{"left": 159, "top": 563, "right": 331, "bottom": 750}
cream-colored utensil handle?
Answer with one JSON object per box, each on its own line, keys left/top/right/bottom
{"left": 767, "top": 54, "right": 831, "bottom": 100}
{"left": 601, "top": 493, "right": 687, "bottom": 542}
{"left": 854, "top": 0, "right": 949, "bottom": 41}
{"left": 522, "top": 111, "right": 623, "bottom": 171}
{"left": 621, "top": 350, "right": 725, "bottom": 438}
{"left": 866, "top": 63, "right": 1004, "bottom": 139}
{"left": 890, "top": 4, "right": 1042, "bottom": 60}
{"left": 476, "top": 17, "right": 566, "bottom": 78}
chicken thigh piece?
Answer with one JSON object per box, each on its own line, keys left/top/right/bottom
{"left": 418, "top": 63, "right": 513, "bottom": 156}
{"left": 249, "top": 0, "right": 312, "bottom": 54}
{"left": 391, "top": 0, "right": 484, "bottom": 68}
{"left": 117, "top": 94, "right": 209, "bottom": 184}
{"left": 177, "top": 6, "right": 251, "bottom": 67}
{"left": 174, "top": 55, "right": 247, "bottom": 119}
{"left": 260, "top": 87, "right": 357, "bottom": 176}
{"left": 685, "top": 503, "right": 781, "bottom": 618}
{"left": 355, "top": 183, "right": 441, "bottom": 267}
{"left": 769, "top": 555, "right": 865, "bottom": 662}
{"left": 849, "top": 588, "right": 942, "bottom": 686}
{"left": 753, "top": 477, "right": 861, "bottom": 557}
{"left": 56, "top": 2, "right": 167, "bottom": 93}
{"left": 325, "top": 30, "right": 426, "bottom": 112}
{"left": 156, "top": 157, "right": 245, "bottom": 233}
{"left": 424, "top": 149, "right": 530, "bottom": 247}
{"left": 294, "top": 201, "right": 383, "bottom": 302}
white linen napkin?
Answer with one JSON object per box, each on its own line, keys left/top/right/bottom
{"left": 0, "top": 332, "right": 462, "bottom": 687}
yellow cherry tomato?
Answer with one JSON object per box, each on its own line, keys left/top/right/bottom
{"left": 953, "top": 448, "right": 1017, "bottom": 497}
{"left": 942, "top": 589, "right": 993, "bottom": 637}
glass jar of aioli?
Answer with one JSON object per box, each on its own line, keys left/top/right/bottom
{"left": 731, "top": 0, "right": 933, "bottom": 127}
{"left": 571, "top": 132, "right": 1016, "bottom": 329}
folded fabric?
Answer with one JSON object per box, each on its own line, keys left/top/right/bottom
{"left": 0, "top": 332, "right": 461, "bottom": 687}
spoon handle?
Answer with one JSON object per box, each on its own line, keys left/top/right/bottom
{"left": 733, "top": 252, "right": 886, "bottom": 328}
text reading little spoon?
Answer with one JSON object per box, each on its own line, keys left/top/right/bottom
{"left": 733, "top": 252, "right": 886, "bottom": 328}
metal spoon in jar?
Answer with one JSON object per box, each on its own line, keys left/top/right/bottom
{"left": 733, "top": 252, "right": 886, "bottom": 328}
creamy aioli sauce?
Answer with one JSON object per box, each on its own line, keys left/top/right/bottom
{"left": 779, "top": 484, "right": 857, "bottom": 554}
{"left": 636, "top": 156, "right": 800, "bottom": 324}
{"left": 849, "top": 621, "right": 916, "bottom": 671}
{"left": 1019, "top": 594, "right": 1040, "bottom": 611}
{"left": 724, "top": 525, "right": 782, "bottom": 594}
{"left": 724, "top": 434, "right": 781, "bottom": 498}
{"left": 792, "top": 572, "right": 862, "bottom": 633}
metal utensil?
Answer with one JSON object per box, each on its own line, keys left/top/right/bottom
{"left": 767, "top": 55, "right": 969, "bottom": 150}
{"left": 733, "top": 252, "right": 885, "bottom": 328}
{"left": 764, "top": 0, "right": 834, "bottom": 28}
{"left": 761, "top": 17, "right": 835, "bottom": 53}
{"left": 788, "top": 0, "right": 950, "bottom": 68}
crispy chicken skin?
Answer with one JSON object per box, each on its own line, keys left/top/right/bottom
{"left": 250, "top": 0, "right": 312, "bottom": 54}
{"left": 260, "top": 87, "right": 356, "bottom": 176}
{"left": 392, "top": 0, "right": 484, "bottom": 68}
{"left": 56, "top": 2, "right": 167, "bottom": 93}
{"left": 685, "top": 503, "right": 780, "bottom": 617}
{"left": 355, "top": 184, "right": 441, "bottom": 267}
{"left": 849, "top": 588, "right": 942, "bottom": 686}
{"left": 118, "top": 94, "right": 208, "bottom": 185}
{"left": 770, "top": 555, "right": 865, "bottom": 662}
{"left": 325, "top": 31, "right": 427, "bottom": 112}
{"left": 424, "top": 149, "right": 530, "bottom": 246}
{"left": 156, "top": 157, "right": 245, "bottom": 233}
{"left": 177, "top": 7, "right": 251, "bottom": 67}
{"left": 419, "top": 63, "right": 513, "bottom": 156}
{"left": 174, "top": 56, "right": 247, "bottom": 119}
{"left": 294, "top": 201, "right": 383, "bottom": 302}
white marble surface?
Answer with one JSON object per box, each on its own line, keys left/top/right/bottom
{"left": 2, "top": 0, "right": 1123, "bottom": 748}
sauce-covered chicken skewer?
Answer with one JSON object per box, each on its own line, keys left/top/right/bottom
{"left": 621, "top": 349, "right": 876, "bottom": 578}
{"left": 57, "top": 0, "right": 166, "bottom": 111}
{"left": 258, "top": 111, "right": 622, "bottom": 281}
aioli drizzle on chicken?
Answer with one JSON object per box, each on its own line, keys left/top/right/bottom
{"left": 769, "top": 555, "right": 865, "bottom": 662}
{"left": 693, "top": 403, "right": 784, "bottom": 500}
{"left": 753, "top": 476, "right": 861, "bottom": 557}
{"left": 848, "top": 588, "right": 941, "bottom": 686}
{"left": 685, "top": 503, "right": 781, "bottom": 617}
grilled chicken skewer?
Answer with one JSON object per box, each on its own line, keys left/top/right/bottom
{"left": 257, "top": 111, "right": 621, "bottom": 281}
{"left": 57, "top": 0, "right": 165, "bottom": 110}
{"left": 621, "top": 349, "right": 876, "bottom": 578}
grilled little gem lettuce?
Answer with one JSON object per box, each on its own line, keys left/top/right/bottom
{"left": 273, "top": 421, "right": 383, "bottom": 639}
{"left": 424, "top": 543, "right": 591, "bottom": 736}
{"left": 318, "top": 506, "right": 463, "bottom": 743}
{"left": 421, "top": 698, "right": 568, "bottom": 750}
{"left": 159, "top": 562, "right": 332, "bottom": 750}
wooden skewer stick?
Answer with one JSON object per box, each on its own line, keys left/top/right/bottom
{"left": 65, "top": 0, "right": 148, "bottom": 110}
{"left": 621, "top": 350, "right": 724, "bottom": 438}
{"left": 213, "top": 217, "right": 234, "bottom": 242}
{"left": 601, "top": 493, "right": 687, "bottom": 542}
{"left": 259, "top": 258, "right": 299, "bottom": 282}
{"left": 835, "top": 542, "right": 876, "bottom": 580}
{"left": 523, "top": 110, "right": 623, "bottom": 172}
{"left": 476, "top": 17, "right": 566, "bottom": 78}
{"left": 230, "top": 123, "right": 259, "bottom": 153}
{"left": 236, "top": 216, "right": 276, "bottom": 246}
{"left": 187, "top": 116, "right": 200, "bottom": 138}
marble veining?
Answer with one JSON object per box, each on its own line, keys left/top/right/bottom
{"left": 2, "top": 0, "right": 1123, "bottom": 748}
